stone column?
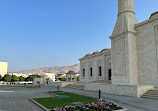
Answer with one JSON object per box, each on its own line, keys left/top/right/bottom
{"left": 70, "top": 76, "right": 72, "bottom": 82}
{"left": 76, "top": 76, "right": 77, "bottom": 82}
{"left": 74, "top": 75, "right": 76, "bottom": 83}
{"left": 66, "top": 76, "right": 69, "bottom": 82}
{"left": 75, "top": 76, "right": 77, "bottom": 83}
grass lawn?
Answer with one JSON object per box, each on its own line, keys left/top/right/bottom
{"left": 33, "top": 92, "right": 99, "bottom": 109}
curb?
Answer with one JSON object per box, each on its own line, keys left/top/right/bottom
{"left": 29, "top": 98, "right": 50, "bottom": 111}
{"left": 106, "top": 99, "right": 128, "bottom": 111}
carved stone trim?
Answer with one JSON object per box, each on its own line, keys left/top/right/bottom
{"left": 80, "top": 50, "right": 111, "bottom": 60}
{"left": 118, "top": 10, "right": 135, "bottom": 17}
{"left": 109, "top": 30, "right": 137, "bottom": 40}
{"left": 154, "top": 25, "right": 158, "bottom": 78}
{"left": 135, "top": 17, "right": 158, "bottom": 28}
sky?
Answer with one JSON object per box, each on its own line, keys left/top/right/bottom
{"left": 0, "top": 0, "right": 158, "bottom": 72}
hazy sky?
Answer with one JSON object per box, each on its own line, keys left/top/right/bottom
{"left": 0, "top": 0, "right": 158, "bottom": 72}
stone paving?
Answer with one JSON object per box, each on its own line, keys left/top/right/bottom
{"left": 0, "top": 86, "right": 158, "bottom": 111}
{"left": 0, "top": 86, "right": 52, "bottom": 111}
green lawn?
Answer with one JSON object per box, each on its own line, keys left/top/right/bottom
{"left": 33, "top": 92, "right": 98, "bottom": 109}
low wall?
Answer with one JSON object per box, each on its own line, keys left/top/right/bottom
{"left": 33, "top": 78, "right": 45, "bottom": 85}
{"left": 49, "top": 82, "right": 73, "bottom": 87}
{"left": 84, "top": 83, "right": 154, "bottom": 98}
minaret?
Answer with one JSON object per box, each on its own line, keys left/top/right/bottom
{"left": 110, "top": 0, "right": 138, "bottom": 85}
{"left": 113, "top": 0, "right": 137, "bottom": 35}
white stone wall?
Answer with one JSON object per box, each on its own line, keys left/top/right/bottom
{"left": 33, "top": 78, "right": 45, "bottom": 85}
{"left": 48, "top": 81, "right": 73, "bottom": 87}
{"left": 135, "top": 17, "right": 158, "bottom": 87}
{"left": 84, "top": 83, "right": 154, "bottom": 98}
{"left": 79, "top": 50, "right": 111, "bottom": 83}
{"left": 33, "top": 78, "right": 71, "bottom": 87}
{"left": 0, "top": 62, "right": 8, "bottom": 77}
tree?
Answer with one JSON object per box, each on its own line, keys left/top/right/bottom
{"left": 19, "top": 76, "right": 25, "bottom": 81}
{"left": 0, "top": 75, "right": 2, "bottom": 81}
{"left": 59, "top": 77, "right": 66, "bottom": 81}
{"left": 26, "top": 74, "right": 42, "bottom": 81}
{"left": 77, "top": 77, "right": 80, "bottom": 81}
{"left": 3, "top": 74, "right": 11, "bottom": 82}
{"left": 12, "top": 75, "right": 19, "bottom": 81}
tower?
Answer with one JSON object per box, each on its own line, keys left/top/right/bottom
{"left": 110, "top": 0, "right": 138, "bottom": 85}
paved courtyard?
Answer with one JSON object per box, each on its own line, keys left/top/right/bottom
{"left": 0, "top": 86, "right": 53, "bottom": 111}
{"left": 0, "top": 86, "right": 158, "bottom": 111}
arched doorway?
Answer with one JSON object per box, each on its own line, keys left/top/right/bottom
{"left": 108, "top": 69, "right": 111, "bottom": 80}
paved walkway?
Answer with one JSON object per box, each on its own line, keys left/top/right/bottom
{"left": 0, "top": 86, "right": 158, "bottom": 111}
{"left": 0, "top": 86, "right": 52, "bottom": 111}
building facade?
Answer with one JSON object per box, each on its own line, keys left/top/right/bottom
{"left": 80, "top": 49, "right": 111, "bottom": 83}
{"left": 79, "top": 0, "right": 158, "bottom": 97}
{"left": 44, "top": 73, "right": 55, "bottom": 82}
{"left": 0, "top": 62, "right": 8, "bottom": 77}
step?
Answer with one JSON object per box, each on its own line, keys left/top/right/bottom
{"left": 64, "top": 84, "right": 84, "bottom": 90}
{"left": 143, "top": 94, "right": 158, "bottom": 97}
{"left": 147, "top": 90, "right": 158, "bottom": 92}
{"left": 144, "top": 91, "right": 158, "bottom": 94}
{"left": 142, "top": 93, "right": 158, "bottom": 98}
{"left": 148, "top": 90, "right": 158, "bottom": 91}
{"left": 141, "top": 89, "right": 158, "bottom": 99}
{"left": 142, "top": 96, "right": 158, "bottom": 99}
{"left": 144, "top": 93, "right": 158, "bottom": 95}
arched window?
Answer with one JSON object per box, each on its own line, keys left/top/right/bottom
{"left": 108, "top": 69, "right": 111, "bottom": 80}
{"left": 83, "top": 69, "right": 85, "bottom": 77}
{"left": 90, "top": 68, "right": 92, "bottom": 77}
{"left": 99, "top": 66, "right": 102, "bottom": 76}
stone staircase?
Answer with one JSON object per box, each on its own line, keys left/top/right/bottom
{"left": 64, "top": 84, "right": 84, "bottom": 90}
{"left": 92, "top": 80, "right": 111, "bottom": 84}
{"left": 142, "top": 90, "right": 158, "bottom": 99}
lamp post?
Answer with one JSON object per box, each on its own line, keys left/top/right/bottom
{"left": 99, "top": 90, "right": 101, "bottom": 99}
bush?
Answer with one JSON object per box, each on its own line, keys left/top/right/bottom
{"left": 59, "top": 77, "right": 66, "bottom": 81}
{"left": 77, "top": 77, "right": 80, "bottom": 81}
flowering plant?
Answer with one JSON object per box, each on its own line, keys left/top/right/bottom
{"left": 51, "top": 102, "right": 122, "bottom": 111}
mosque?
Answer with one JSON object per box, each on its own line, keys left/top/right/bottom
{"left": 79, "top": 0, "right": 158, "bottom": 97}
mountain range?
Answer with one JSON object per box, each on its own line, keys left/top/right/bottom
{"left": 16, "top": 63, "right": 80, "bottom": 74}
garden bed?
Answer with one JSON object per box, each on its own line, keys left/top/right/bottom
{"left": 33, "top": 92, "right": 126, "bottom": 111}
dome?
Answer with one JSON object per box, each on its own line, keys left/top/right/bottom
{"left": 66, "top": 70, "right": 76, "bottom": 74}
{"left": 92, "top": 51, "right": 100, "bottom": 55}
{"left": 150, "top": 11, "right": 158, "bottom": 19}
{"left": 101, "top": 48, "right": 109, "bottom": 52}
{"left": 85, "top": 53, "right": 92, "bottom": 57}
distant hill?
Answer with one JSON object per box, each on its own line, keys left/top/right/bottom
{"left": 16, "top": 63, "right": 80, "bottom": 74}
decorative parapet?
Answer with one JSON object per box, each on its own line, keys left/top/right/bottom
{"left": 79, "top": 48, "right": 111, "bottom": 61}
{"left": 135, "top": 11, "right": 158, "bottom": 28}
